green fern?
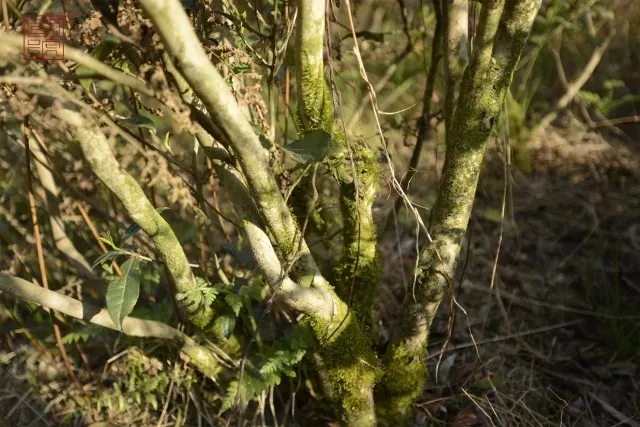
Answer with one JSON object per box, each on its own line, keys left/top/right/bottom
{"left": 62, "top": 324, "right": 103, "bottom": 344}
{"left": 175, "top": 277, "right": 220, "bottom": 311}
{"left": 224, "top": 293, "right": 243, "bottom": 316}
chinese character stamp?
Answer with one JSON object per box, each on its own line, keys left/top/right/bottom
{"left": 22, "top": 13, "right": 69, "bottom": 61}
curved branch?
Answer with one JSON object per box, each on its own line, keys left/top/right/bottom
{"left": 2, "top": 34, "right": 154, "bottom": 97}
{"left": 0, "top": 272, "right": 225, "bottom": 379}
{"left": 56, "top": 108, "right": 215, "bottom": 330}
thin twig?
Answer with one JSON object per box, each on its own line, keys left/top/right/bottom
{"left": 75, "top": 201, "right": 123, "bottom": 276}
{"left": 427, "top": 319, "right": 583, "bottom": 357}
{"left": 2, "top": 0, "right": 10, "bottom": 31}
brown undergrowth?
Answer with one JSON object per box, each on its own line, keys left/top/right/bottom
{"left": 379, "top": 127, "right": 640, "bottom": 426}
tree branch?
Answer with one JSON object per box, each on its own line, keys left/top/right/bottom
{"left": 443, "top": 0, "right": 469, "bottom": 130}
{"left": 0, "top": 272, "right": 225, "bottom": 379}
{"left": 56, "top": 108, "right": 215, "bottom": 330}
{"left": 534, "top": 33, "right": 612, "bottom": 133}
{"left": 27, "top": 133, "right": 97, "bottom": 280}
{"left": 2, "top": 34, "right": 154, "bottom": 97}
{"left": 296, "top": 0, "right": 333, "bottom": 131}
{"left": 0, "top": 272, "right": 183, "bottom": 340}
{"left": 135, "top": 0, "right": 330, "bottom": 291}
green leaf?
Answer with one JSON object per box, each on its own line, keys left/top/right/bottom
{"left": 259, "top": 135, "right": 272, "bottom": 149}
{"left": 106, "top": 257, "right": 141, "bottom": 330}
{"left": 122, "top": 222, "right": 142, "bottom": 241}
{"left": 224, "top": 293, "right": 243, "bottom": 316}
{"left": 147, "top": 394, "right": 158, "bottom": 411}
{"left": 604, "top": 79, "right": 625, "bottom": 92}
{"left": 182, "top": 0, "right": 197, "bottom": 12}
{"left": 470, "top": 375, "right": 503, "bottom": 390}
{"left": 131, "top": 297, "right": 173, "bottom": 322}
{"left": 62, "top": 325, "right": 103, "bottom": 344}
{"left": 250, "top": 122, "right": 263, "bottom": 134}
{"left": 92, "top": 250, "right": 123, "bottom": 269}
{"left": 233, "top": 62, "right": 252, "bottom": 74}
{"left": 99, "top": 231, "right": 118, "bottom": 250}
{"left": 124, "top": 115, "right": 156, "bottom": 130}
{"left": 163, "top": 132, "right": 173, "bottom": 154}
{"left": 481, "top": 208, "right": 503, "bottom": 223}
{"left": 121, "top": 208, "right": 166, "bottom": 242}
{"left": 218, "top": 381, "right": 239, "bottom": 415}
{"left": 175, "top": 277, "right": 219, "bottom": 310}
{"left": 214, "top": 313, "right": 236, "bottom": 339}
{"left": 76, "top": 35, "right": 122, "bottom": 93}
{"left": 283, "top": 130, "right": 345, "bottom": 164}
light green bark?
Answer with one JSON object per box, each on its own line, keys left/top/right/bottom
{"left": 148, "top": 4, "right": 378, "bottom": 421}
{"left": 331, "top": 140, "right": 381, "bottom": 331}
{"left": 57, "top": 109, "right": 215, "bottom": 330}
{"left": 296, "top": 0, "right": 333, "bottom": 131}
{"left": 443, "top": 0, "right": 469, "bottom": 130}
{"left": 0, "top": 272, "right": 224, "bottom": 381}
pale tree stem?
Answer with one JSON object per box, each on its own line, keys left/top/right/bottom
{"left": 535, "top": 33, "right": 612, "bottom": 133}
{"left": 296, "top": 0, "right": 332, "bottom": 130}
{"left": 133, "top": 5, "right": 378, "bottom": 422}
{"left": 443, "top": 0, "right": 469, "bottom": 131}
{"left": 28, "top": 133, "right": 97, "bottom": 280}
{"left": 0, "top": 272, "right": 224, "bottom": 379}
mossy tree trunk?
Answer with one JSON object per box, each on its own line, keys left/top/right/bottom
{"left": 376, "top": 0, "right": 542, "bottom": 422}
{"left": 294, "top": 0, "right": 382, "bottom": 423}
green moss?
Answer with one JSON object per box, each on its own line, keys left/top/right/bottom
{"left": 297, "top": 48, "right": 333, "bottom": 133}
{"left": 329, "top": 138, "right": 382, "bottom": 330}
{"left": 376, "top": 343, "right": 427, "bottom": 424}
{"left": 181, "top": 343, "right": 223, "bottom": 380}
{"left": 309, "top": 300, "right": 379, "bottom": 426}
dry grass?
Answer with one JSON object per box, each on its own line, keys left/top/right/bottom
{"left": 379, "top": 126, "right": 640, "bottom": 427}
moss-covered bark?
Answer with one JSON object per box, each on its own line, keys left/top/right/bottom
{"left": 376, "top": 0, "right": 542, "bottom": 421}
{"left": 443, "top": 0, "right": 469, "bottom": 131}
{"left": 331, "top": 140, "right": 381, "bottom": 331}
{"left": 138, "top": 0, "right": 331, "bottom": 293}
{"left": 293, "top": 2, "right": 381, "bottom": 422}
{"left": 57, "top": 109, "right": 215, "bottom": 330}
{"left": 309, "top": 298, "right": 379, "bottom": 427}
{"left": 296, "top": 0, "right": 333, "bottom": 131}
